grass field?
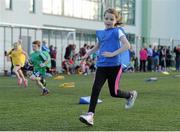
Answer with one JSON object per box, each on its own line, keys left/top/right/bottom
{"left": 0, "top": 72, "right": 180, "bottom": 131}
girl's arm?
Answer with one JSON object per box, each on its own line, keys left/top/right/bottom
{"left": 7, "top": 49, "right": 13, "bottom": 56}
{"left": 83, "top": 44, "right": 99, "bottom": 59}
{"left": 102, "top": 36, "right": 130, "bottom": 57}
{"left": 22, "top": 50, "right": 29, "bottom": 60}
{"left": 113, "top": 36, "right": 130, "bottom": 55}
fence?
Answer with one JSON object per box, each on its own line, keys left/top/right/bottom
{"left": 0, "top": 23, "right": 76, "bottom": 73}
{"left": 0, "top": 23, "right": 180, "bottom": 74}
{"left": 134, "top": 36, "right": 180, "bottom": 59}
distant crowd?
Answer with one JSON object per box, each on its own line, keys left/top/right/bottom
{"left": 129, "top": 44, "right": 180, "bottom": 72}
{"left": 5, "top": 41, "right": 180, "bottom": 76}
{"left": 62, "top": 43, "right": 180, "bottom": 75}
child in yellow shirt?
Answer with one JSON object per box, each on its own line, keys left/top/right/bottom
{"left": 7, "top": 42, "right": 28, "bottom": 87}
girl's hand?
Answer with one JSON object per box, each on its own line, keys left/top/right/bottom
{"left": 101, "top": 52, "right": 115, "bottom": 57}
{"left": 82, "top": 54, "right": 89, "bottom": 59}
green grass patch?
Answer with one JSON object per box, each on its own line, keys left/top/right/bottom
{"left": 0, "top": 72, "right": 180, "bottom": 131}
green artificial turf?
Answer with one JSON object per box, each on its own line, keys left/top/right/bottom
{"left": 0, "top": 72, "right": 180, "bottom": 131}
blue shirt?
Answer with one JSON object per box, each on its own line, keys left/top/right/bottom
{"left": 42, "top": 44, "right": 50, "bottom": 52}
{"left": 147, "top": 48, "right": 153, "bottom": 57}
{"left": 96, "top": 27, "right": 130, "bottom": 68}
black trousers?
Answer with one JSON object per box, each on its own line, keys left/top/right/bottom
{"left": 147, "top": 56, "right": 153, "bottom": 71}
{"left": 140, "top": 60, "right": 146, "bottom": 72}
{"left": 88, "top": 66, "right": 131, "bottom": 113}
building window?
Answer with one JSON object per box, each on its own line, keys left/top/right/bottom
{"left": 42, "top": 0, "right": 135, "bottom": 23}
{"left": 29, "top": 0, "right": 35, "bottom": 13}
{"left": 5, "top": 0, "right": 12, "bottom": 10}
{"left": 42, "top": 0, "right": 103, "bottom": 21}
{"left": 126, "top": 33, "right": 135, "bottom": 44}
{"left": 43, "top": 0, "right": 62, "bottom": 15}
{"left": 114, "top": 0, "right": 136, "bottom": 25}
{"left": 64, "top": 0, "right": 100, "bottom": 20}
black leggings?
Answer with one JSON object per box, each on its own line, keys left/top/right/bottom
{"left": 88, "top": 66, "right": 131, "bottom": 113}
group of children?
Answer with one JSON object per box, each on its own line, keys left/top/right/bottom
{"left": 6, "top": 8, "right": 137, "bottom": 126}
{"left": 62, "top": 55, "right": 96, "bottom": 75}
{"left": 7, "top": 40, "right": 51, "bottom": 95}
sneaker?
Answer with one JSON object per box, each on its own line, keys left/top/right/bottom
{"left": 18, "top": 78, "right": 22, "bottom": 86}
{"left": 42, "top": 88, "right": 49, "bottom": 95}
{"left": 23, "top": 79, "right": 28, "bottom": 88}
{"left": 79, "top": 112, "right": 94, "bottom": 126}
{"left": 67, "top": 72, "right": 71, "bottom": 75}
{"left": 125, "top": 90, "right": 138, "bottom": 109}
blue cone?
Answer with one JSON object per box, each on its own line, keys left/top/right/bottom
{"left": 79, "top": 96, "right": 102, "bottom": 104}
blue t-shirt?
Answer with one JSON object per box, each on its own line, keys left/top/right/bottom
{"left": 96, "top": 27, "right": 130, "bottom": 68}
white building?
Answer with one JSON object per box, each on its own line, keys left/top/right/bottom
{"left": 141, "top": 0, "right": 180, "bottom": 45}
{"left": 0, "top": 0, "right": 179, "bottom": 73}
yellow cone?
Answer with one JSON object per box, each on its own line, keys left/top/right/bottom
{"left": 162, "top": 71, "right": 170, "bottom": 75}
{"left": 59, "top": 82, "right": 75, "bottom": 88}
{"left": 54, "top": 75, "right": 65, "bottom": 80}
